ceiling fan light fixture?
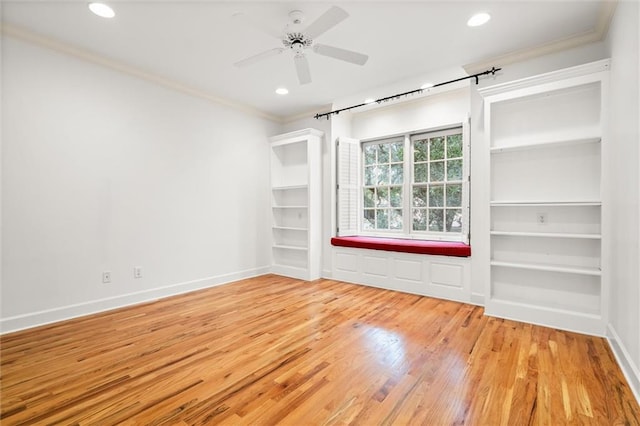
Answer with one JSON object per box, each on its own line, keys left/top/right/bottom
{"left": 275, "top": 87, "right": 289, "bottom": 95}
{"left": 467, "top": 12, "right": 490, "bottom": 27}
{"left": 88, "top": 2, "right": 115, "bottom": 18}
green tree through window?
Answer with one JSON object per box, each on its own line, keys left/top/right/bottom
{"left": 361, "top": 127, "right": 466, "bottom": 240}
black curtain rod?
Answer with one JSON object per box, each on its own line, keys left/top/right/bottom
{"left": 314, "top": 66, "right": 502, "bottom": 120}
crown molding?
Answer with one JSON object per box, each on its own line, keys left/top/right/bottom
{"left": 478, "top": 58, "right": 610, "bottom": 98}
{"left": 283, "top": 105, "right": 332, "bottom": 125}
{"left": 463, "top": 1, "right": 617, "bottom": 75}
{"left": 1, "top": 23, "right": 283, "bottom": 123}
{"left": 269, "top": 127, "right": 325, "bottom": 143}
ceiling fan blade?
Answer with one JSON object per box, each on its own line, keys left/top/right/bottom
{"left": 232, "top": 12, "right": 283, "bottom": 39}
{"left": 303, "top": 6, "right": 349, "bottom": 40}
{"left": 294, "top": 55, "right": 312, "bottom": 85}
{"left": 313, "top": 44, "right": 368, "bottom": 66}
{"left": 234, "top": 48, "right": 285, "bottom": 68}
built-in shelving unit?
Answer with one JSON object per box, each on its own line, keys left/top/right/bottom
{"left": 479, "top": 59, "right": 610, "bottom": 335}
{"left": 269, "top": 128, "right": 323, "bottom": 281}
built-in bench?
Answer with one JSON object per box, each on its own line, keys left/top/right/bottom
{"left": 331, "top": 236, "right": 471, "bottom": 257}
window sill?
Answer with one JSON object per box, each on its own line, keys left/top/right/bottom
{"left": 331, "top": 236, "right": 471, "bottom": 257}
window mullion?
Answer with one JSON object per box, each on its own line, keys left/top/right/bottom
{"left": 403, "top": 135, "right": 411, "bottom": 238}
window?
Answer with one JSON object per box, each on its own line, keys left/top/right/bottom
{"left": 362, "top": 138, "right": 404, "bottom": 231}
{"left": 411, "top": 129, "right": 464, "bottom": 234}
{"left": 358, "top": 125, "right": 468, "bottom": 242}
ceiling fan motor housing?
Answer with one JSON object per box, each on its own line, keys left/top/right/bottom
{"left": 283, "top": 33, "right": 312, "bottom": 55}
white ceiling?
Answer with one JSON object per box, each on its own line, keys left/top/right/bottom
{"left": 2, "top": 1, "right": 609, "bottom": 121}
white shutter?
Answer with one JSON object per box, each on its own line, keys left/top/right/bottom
{"left": 336, "top": 137, "right": 360, "bottom": 236}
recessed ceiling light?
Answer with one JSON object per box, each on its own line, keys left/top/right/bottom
{"left": 364, "top": 98, "right": 375, "bottom": 104}
{"left": 467, "top": 12, "right": 490, "bottom": 27}
{"left": 275, "top": 87, "right": 289, "bottom": 95}
{"left": 89, "top": 2, "right": 115, "bottom": 18}
{"left": 421, "top": 82, "right": 434, "bottom": 89}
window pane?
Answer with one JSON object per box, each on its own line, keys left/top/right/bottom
{"left": 414, "top": 163, "right": 428, "bottom": 183}
{"left": 413, "top": 209, "right": 427, "bottom": 231}
{"left": 378, "top": 144, "right": 389, "bottom": 163}
{"left": 390, "top": 187, "right": 402, "bottom": 207}
{"left": 363, "top": 209, "right": 375, "bottom": 230}
{"left": 430, "top": 161, "right": 444, "bottom": 182}
{"left": 447, "top": 159, "right": 463, "bottom": 181}
{"left": 364, "top": 145, "right": 377, "bottom": 165}
{"left": 446, "top": 184, "right": 462, "bottom": 207}
{"left": 446, "top": 209, "right": 463, "bottom": 232}
{"left": 391, "top": 142, "right": 404, "bottom": 162}
{"left": 413, "top": 187, "right": 427, "bottom": 207}
{"left": 376, "top": 209, "right": 388, "bottom": 229}
{"left": 364, "top": 166, "right": 375, "bottom": 186}
{"left": 414, "top": 140, "right": 428, "bottom": 162}
{"left": 376, "top": 187, "right": 389, "bottom": 207}
{"left": 429, "top": 137, "right": 445, "bottom": 160}
{"left": 447, "top": 134, "right": 463, "bottom": 158}
{"left": 428, "top": 209, "right": 444, "bottom": 231}
{"left": 363, "top": 188, "right": 375, "bottom": 208}
{"left": 429, "top": 184, "right": 444, "bottom": 207}
{"left": 390, "top": 164, "right": 403, "bottom": 184}
{"left": 376, "top": 166, "right": 389, "bottom": 185}
{"left": 390, "top": 209, "right": 403, "bottom": 230}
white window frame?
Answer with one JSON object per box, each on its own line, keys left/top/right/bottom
{"left": 357, "top": 121, "right": 470, "bottom": 243}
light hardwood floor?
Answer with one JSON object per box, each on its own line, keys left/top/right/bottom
{"left": 1, "top": 275, "right": 639, "bottom": 425}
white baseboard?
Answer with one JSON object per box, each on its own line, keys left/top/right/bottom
{"left": 607, "top": 323, "right": 640, "bottom": 405}
{"left": 0, "top": 266, "right": 270, "bottom": 335}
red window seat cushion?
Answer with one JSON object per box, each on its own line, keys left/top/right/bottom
{"left": 331, "top": 236, "right": 471, "bottom": 257}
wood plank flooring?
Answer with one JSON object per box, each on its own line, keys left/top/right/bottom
{"left": 1, "top": 275, "right": 639, "bottom": 425}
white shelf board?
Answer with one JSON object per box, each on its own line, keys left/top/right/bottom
{"left": 490, "top": 231, "right": 601, "bottom": 239}
{"left": 272, "top": 226, "right": 308, "bottom": 232}
{"left": 273, "top": 244, "right": 308, "bottom": 251}
{"left": 490, "top": 260, "right": 601, "bottom": 276}
{"left": 486, "top": 298, "right": 605, "bottom": 336}
{"left": 490, "top": 200, "right": 601, "bottom": 207}
{"left": 272, "top": 205, "right": 308, "bottom": 209}
{"left": 272, "top": 184, "right": 308, "bottom": 191}
{"left": 490, "top": 136, "right": 600, "bottom": 154}
{"left": 488, "top": 297, "right": 601, "bottom": 319}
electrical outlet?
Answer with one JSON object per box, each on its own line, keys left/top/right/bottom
{"left": 537, "top": 212, "right": 547, "bottom": 225}
{"left": 134, "top": 266, "right": 142, "bottom": 279}
{"left": 102, "top": 271, "right": 111, "bottom": 283}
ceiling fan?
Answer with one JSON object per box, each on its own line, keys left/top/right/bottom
{"left": 233, "top": 6, "right": 369, "bottom": 85}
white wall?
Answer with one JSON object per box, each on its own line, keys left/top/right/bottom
{"left": 604, "top": 0, "right": 640, "bottom": 400}
{"left": 350, "top": 86, "right": 470, "bottom": 141}
{"left": 1, "top": 37, "right": 279, "bottom": 332}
